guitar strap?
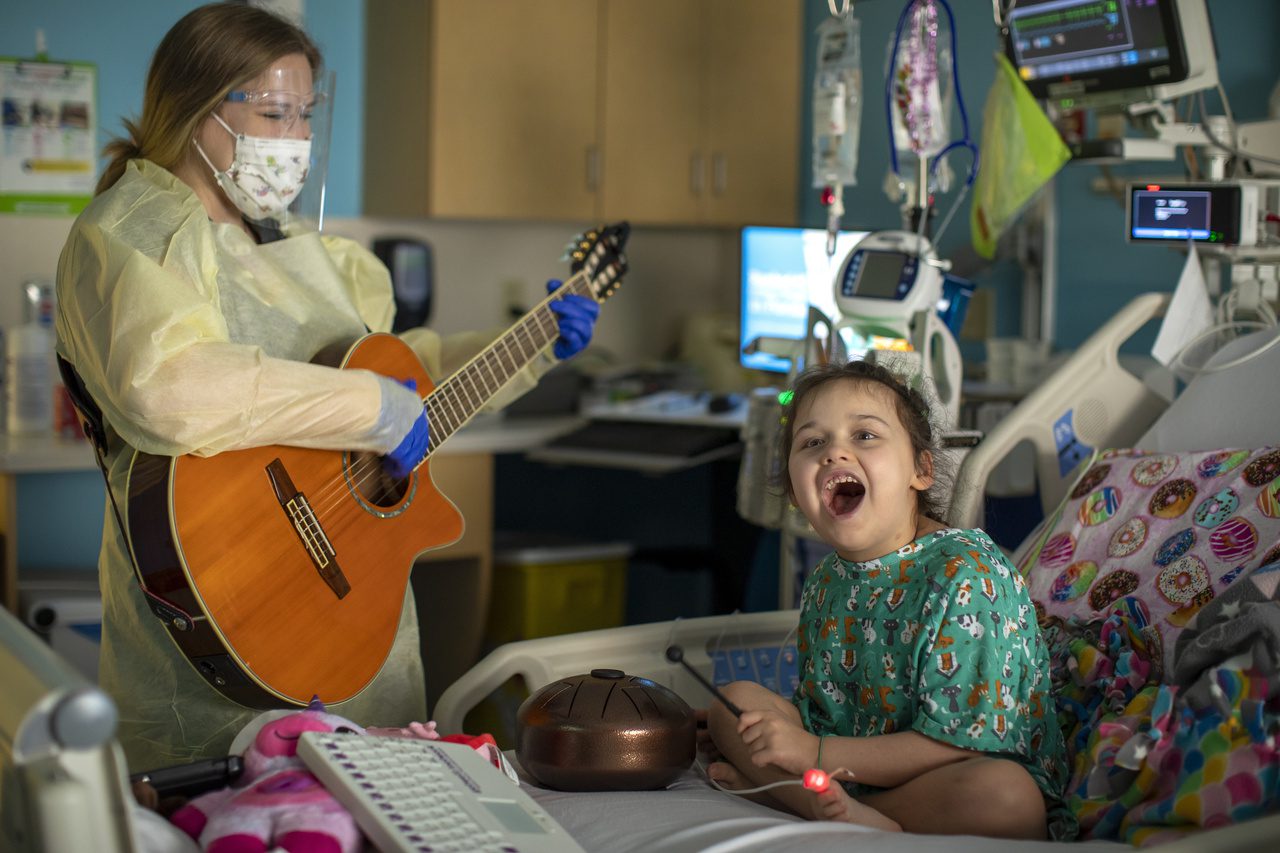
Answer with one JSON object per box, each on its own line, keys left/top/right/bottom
{"left": 55, "top": 354, "right": 145, "bottom": 582}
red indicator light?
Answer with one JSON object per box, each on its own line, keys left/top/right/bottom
{"left": 802, "top": 768, "right": 830, "bottom": 793}
{"left": 820, "top": 186, "right": 836, "bottom": 207}
{"left": 1146, "top": 184, "right": 1160, "bottom": 191}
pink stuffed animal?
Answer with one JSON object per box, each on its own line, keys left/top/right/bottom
{"left": 170, "top": 698, "right": 364, "bottom": 853}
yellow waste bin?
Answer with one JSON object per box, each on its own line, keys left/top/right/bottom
{"left": 485, "top": 534, "right": 632, "bottom": 645}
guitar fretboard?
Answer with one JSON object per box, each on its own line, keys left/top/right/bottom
{"left": 423, "top": 274, "right": 593, "bottom": 453}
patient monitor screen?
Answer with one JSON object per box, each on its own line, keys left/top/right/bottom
{"left": 1004, "top": 0, "right": 1191, "bottom": 104}
{"left": 739, "top": 226, "right": 869, "bottom": 373}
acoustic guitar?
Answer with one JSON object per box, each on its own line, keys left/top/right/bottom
{"left": 124, "top": 223, "right": 630, "bottom": 708}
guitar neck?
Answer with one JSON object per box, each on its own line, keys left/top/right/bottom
{"left": 424, "top": 273, "right": 592, "bottom": 452}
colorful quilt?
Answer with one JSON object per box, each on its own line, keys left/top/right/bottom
{"left": 1022, "top": 447, "right": 1280, "bottom": 844}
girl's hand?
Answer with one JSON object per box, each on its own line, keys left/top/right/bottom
{"left": 737, "top": 709, "right": 819, "bottom": 776}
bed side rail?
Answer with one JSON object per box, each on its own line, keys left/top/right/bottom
{"left": 433, "top": 610, "right": 800, "bottom": 732}
{"left": 949, "top": 292, "right": 1171, "bottom": 530}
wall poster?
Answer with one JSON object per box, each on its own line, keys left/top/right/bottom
{"left": 0, "top": 57, "right": 96, "bottom": 215}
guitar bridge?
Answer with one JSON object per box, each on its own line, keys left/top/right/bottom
{"left": 266, "top": 459, "right": 351, "bottom": 599}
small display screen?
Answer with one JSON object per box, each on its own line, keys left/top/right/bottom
{"left": 1128, "top": 184, "right": 1241, "bottom": 244}
{"left": 480, "top": 799, "right": 545, "bottom": 834}
{"left": 738, "top": 226, "right": 870, "bottom": 374}
{"left": 1130, "top": 188, "right": 1211, "bottom": 240}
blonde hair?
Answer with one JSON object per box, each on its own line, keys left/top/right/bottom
{"left": 97, "top": 2, "right": 321, "bottom": 194}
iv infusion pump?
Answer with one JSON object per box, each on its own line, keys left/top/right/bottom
{"left": 832, "top": 231, "right": 962, "bottom": 426}
{"left": 834, "top": 231, "right": 945, "bottom": 335}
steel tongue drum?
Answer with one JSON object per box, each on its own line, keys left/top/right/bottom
{"left": 516, "top": 669, "right": 696, "bottom": 791}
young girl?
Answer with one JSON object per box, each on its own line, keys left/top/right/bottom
{"left": 707, "top": 361, "right": 1071, "bottom": 840}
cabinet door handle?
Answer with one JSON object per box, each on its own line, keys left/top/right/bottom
{"left": 712, "top": 153, "right": 728, "bottom": 196}
{"left": 586, "top": 145, "right": 601, "bottom": 192}
{"left": 690, "top": 152, "right": 705, "bottom": 196}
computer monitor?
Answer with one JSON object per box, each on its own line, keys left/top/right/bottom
{"left": 1002, "top": 0, "right": 1218, "bottom": 110}
{"left": 739, "top": 225, "right": 870, "bottom": 373}
{"left": 0, "top": 604, "right": 137, "bottom": 852}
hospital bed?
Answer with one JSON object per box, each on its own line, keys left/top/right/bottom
{"left": 2, "top": 294, "right": 1275, "bottom": 851}
{"left": 435, "top": 292, "right": 1280, "bottom": 852}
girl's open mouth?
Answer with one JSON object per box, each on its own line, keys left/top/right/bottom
{"left": 824, "top": 474, "right": 865, "bottom": 517}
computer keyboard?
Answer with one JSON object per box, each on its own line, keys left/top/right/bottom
{"left": 546, "top": 419, "right": 740, "bottom": 458}
{"left": 297, "top": 731, "right": 584, "bottom": 853}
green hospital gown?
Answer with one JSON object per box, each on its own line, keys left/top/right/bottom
{"left": 793, "top": 527, "right": 1074, "bottom": 838}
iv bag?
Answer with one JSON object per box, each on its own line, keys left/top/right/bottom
{"left": 812, "top": 14, "right": 862, "bottom": 188}
{"left": 885, "top": 1, "right": 954, "bottom": 203}
{"left": 887, "top": 3, "right": 952, "bottom": 158}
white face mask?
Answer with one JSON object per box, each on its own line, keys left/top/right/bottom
{"left": 194, "top": 113, "right": 312, "bottom": 221}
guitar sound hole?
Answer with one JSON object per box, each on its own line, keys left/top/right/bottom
{"left": 350, "top": 451, "right": 409, "bottom": 508}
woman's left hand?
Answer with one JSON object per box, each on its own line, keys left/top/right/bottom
{"left": 545, "top": 279, "right": 599, "bottom": 359}
{"left": 737, "top": 709, "right": 819, "bottom": 776}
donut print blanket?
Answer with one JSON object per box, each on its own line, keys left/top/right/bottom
{"left": 1021, "top": 446, "right": 1280, "bottom": 672}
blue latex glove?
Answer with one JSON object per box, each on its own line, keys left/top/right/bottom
{"left": 546, "top": 279, "right": 600, "bottom": 359}
{"left": 384, "top": 378, "right": 430, "bottom": 479}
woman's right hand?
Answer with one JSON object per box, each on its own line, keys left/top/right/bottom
{"left": 737, "top": 708, "right": 819, "bottom": 776}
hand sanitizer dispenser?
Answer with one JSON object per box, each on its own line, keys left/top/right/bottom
{"left": 6, "top": 282, "right": 55, "bottom": 434}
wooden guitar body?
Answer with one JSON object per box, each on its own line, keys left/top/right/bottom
{"left": 127, "top": 335, "right": 462, "bottom": 707}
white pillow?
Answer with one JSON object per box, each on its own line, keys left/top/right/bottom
{"left": 1138, "top": 327, "right": 1280, "bottom": 452}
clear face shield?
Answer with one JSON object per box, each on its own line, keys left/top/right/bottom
{"left": 202, "top": 61, "right": 334, "bottom": 232}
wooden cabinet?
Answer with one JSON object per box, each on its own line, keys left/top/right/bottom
{"left": 363, "top": 0, "right": 801, "bottom": 225}
{"left": 428, "top": 1, "right": 600, "bottom": 222}
{"left": 701, "top": 0, "right": 803, "bottom": 225}
{"left": 600, "top": 0, "right": 801, "bottom": 226}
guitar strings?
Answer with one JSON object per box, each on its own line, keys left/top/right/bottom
{"left": 308, "top": 232, "right": 624, "bottom": 515}
{"left": 306, "top": 274, "right": 586, "bottom": 516}
{"left": 301, "top": 271, "right": 605, "bottom": 520}
{"left": 304, "top": 293, "right": 566, "bottom": 516}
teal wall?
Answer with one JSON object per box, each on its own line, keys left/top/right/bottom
{"left": 1, "top": 0, "right": 365, "bottom": 217}
{"left": 798, "top": 0, "right": 1280, "bottom": 351}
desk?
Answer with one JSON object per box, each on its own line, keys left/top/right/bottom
{"left": 0, "top": 432, "right": 95, "bottom": 611}
{"left": 527, "top": 391, "right": 747, "bottom": 474}
{"left": 494, "top": 395, "right": 760, "bottom": 625}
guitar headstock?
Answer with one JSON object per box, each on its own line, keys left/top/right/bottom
{"left": 564, "top": 221, "right": 630, "bottom": 303}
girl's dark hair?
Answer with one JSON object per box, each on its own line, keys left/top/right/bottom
{"left": 97, "top": 2, "right": 322, "bottom": 194}
{"left": 775, "top": 360, "right": 952, "bottom": 523}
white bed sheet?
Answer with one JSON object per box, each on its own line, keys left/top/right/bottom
{"left": 519, "top": 764, "right": 1124, "bottom": 853}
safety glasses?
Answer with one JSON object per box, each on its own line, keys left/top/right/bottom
{"left": 224, "top": 89, "right": 326, "bottom": 133}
